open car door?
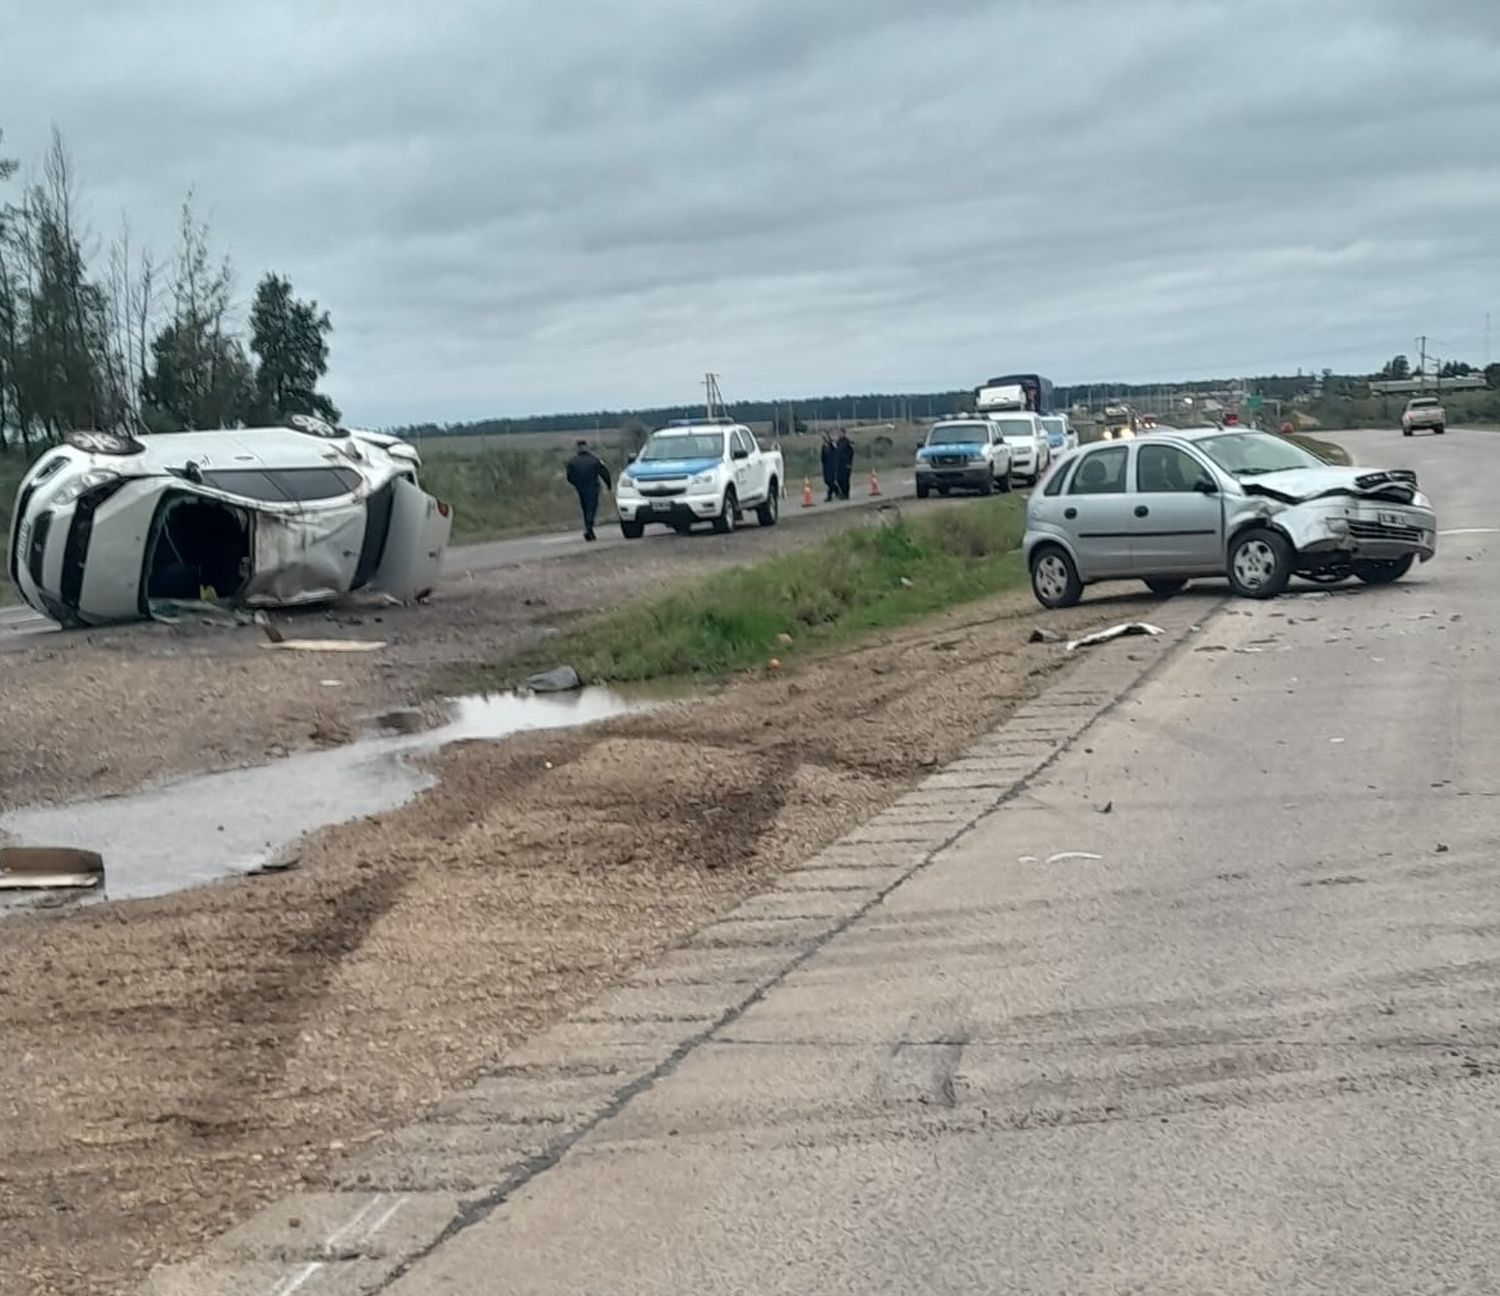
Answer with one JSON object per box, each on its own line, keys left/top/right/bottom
{"left": 371, "top": 478, "right": 452, "bottom": 601}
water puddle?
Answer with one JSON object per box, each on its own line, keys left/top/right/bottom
{"left": 0, "top": 686, "right": 652, "bottom": 910}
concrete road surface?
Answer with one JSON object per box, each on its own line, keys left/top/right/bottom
{"left": 358, "top": 428, "right": 1500, "bottom": 1293}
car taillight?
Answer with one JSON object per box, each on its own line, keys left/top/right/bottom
{"left": 437, "top": 500, "right": 451, "bottom": 518}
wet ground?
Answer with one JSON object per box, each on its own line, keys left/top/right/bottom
{"left": 0, "top": 687, "right": 652, "bottom": 908}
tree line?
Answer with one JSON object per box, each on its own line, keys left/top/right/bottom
{"left": 0, "top": 126, "right": 339, "bottom": 454}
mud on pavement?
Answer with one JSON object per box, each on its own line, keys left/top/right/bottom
{"left": 0, "top": 579, "right": 1206, "bottom": 1296}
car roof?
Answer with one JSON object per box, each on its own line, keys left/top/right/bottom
{"left": 652, "top": 423, "right": 736, "bottom": 435}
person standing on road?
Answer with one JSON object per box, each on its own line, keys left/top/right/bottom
{"left": 565, "top": 439, "right": 613, "bottom": 542}
{"left": 820, "top": 432, "right": 838, "bottom": 503}
{"left": 835, "top": 429, "right": 855, "bottom": 501}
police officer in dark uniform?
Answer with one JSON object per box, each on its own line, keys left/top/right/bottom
{"left": 565, "top": 439, "right": 613, "bottom": 542}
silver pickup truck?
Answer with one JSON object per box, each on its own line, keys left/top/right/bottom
{"left": 1402, "top": 396, "right": 1445, "bottom": 436}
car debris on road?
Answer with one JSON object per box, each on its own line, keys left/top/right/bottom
{"left": 8, "top": 418, "right": 453, "bottom": 628}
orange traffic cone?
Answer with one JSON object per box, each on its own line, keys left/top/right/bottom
{"left": 802, "top": 477, "right": 814, "bottom": 508}
{"left": 869, "top": 468, "right": 881, "bottom": 497}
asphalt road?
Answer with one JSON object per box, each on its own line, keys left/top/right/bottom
{"left": 375, "top": 427, "right": 1500, "bottom": 1293}
{"left": 0, "top": 473, "right": 918, "bottom": 640}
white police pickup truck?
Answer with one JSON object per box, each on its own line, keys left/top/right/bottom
{"left": 615, "top": 420, "right": 784, "bottom": 538}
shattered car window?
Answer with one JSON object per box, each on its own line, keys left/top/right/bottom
{"left": 199, "top": 467, "right": 362, "bottom": 502}
{"left": 1197, "top": 432, "right": 1324, "bottom": 477}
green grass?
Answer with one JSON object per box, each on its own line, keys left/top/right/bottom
{"left": 479, "top": 494, "right": 1028, "bottom": 685}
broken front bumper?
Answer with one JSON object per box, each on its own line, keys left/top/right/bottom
{"left": 1284, "top": 497, "right": 1438, "bottom": 564}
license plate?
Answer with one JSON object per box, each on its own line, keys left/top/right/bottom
{"left": 1377, "top": 510, "right": 1406, "bottom": 528}
{"left": 650, "top": 500, "right": 675, "bottom": 512}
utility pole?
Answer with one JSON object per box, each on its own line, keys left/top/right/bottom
{"left": 1416, "top": 336, "right": 1427, "bottom": 389}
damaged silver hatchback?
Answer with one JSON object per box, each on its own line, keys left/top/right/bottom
{"left": 1024, "top": 427, "right": 1436, "bottom": 608}
{"left": 8, "top": 418, "right": 453, "bottom": 627}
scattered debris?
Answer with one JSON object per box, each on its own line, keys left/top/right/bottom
{"left": 1017, "top": 855, "right": 1040, "bottom": 865}
{"left": 320, "top": 679, "right": 345, "bottom": 688}
{"left": 899, "top": 576, "right": 915, "bottom": 588}
{"left": 1065, "top": 622, "right": 1163, "bottom": 653}
{"left": 525, "top": 664, "right": 583, "bottom": 693}
{"left": 1436, "top": 843, "right": 1450, "bottom": 854}
{"left": 255, "top": 611, "right": 285, "bottom": 644}
{"left": 775, "top": 632, "right": 795, "bottom": 647}
{"left": 375, "top": 708, "right": 426, "bottom": 735}
{"left": 260, "top": 639, "right": 386, "bottom": 654}
{"left": 0, "top": 846, "right": 104, "bottom": 891}
{"left": 1028, "top": 627, "right": 1062, "bottom": 644}
{"left": 248, "top": 855, "right": 299, "bottom": 877}
{"left": 1096, "top": 800, "right": 1114, "bottom": 814}
{"left": 148, "top": 598, "right": 247, "bottom": 628}
{"left": 1046, "top": 851, "right": 1104, "bottom": 865}
{"left": 1329, "top": 738, "right": 1346, "bottom": 745}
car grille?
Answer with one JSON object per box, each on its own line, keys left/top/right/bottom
{"left": 932, "top": 456, "right": 967, "bottom": 467}
{"left": 640, "top": 485, "right": 685, "bottom": 498}
{"left": 1348, "top": 519, "right": 1424, "bottom": 543}
{"left": 25, "top": 510, "right": 51, "bottom": 586}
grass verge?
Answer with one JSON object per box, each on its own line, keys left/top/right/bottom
{"left": 1290, "top": 432, "right": 1351, "bottom": 466}
{"left": 470, "top": 495, "right": 1028, "bottom": 685}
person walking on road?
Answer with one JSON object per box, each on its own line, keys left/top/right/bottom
{"left": 835, "top": 429, "right": 855, "bottom": 501}
{"left": 819, "top": 432, "right": 838, "bottom": 503}
{"left": 565, "top": 439, "right": 613, "bottom": 542}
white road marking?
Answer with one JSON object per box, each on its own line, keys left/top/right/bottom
{"left": 1439, "top": 528, "right": 1500, "bottom": 536}
{"left": 267, "top": 1262, "right": 323, "bottom": 1296}
{"left": 361, "top": 1196, "right": 406, "bottom": 1241}
{"left": 323, "top": 1194, "right": 386, "bottom": 1252}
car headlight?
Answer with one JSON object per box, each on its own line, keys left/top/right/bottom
{"left": 617, "top": 476, "right": 640, "bottom": 496}
{"left": 689, "top": 471, "right": 715, "bottom": 489}
{"left": 55, "top": 467, "right": 121, "bottom": 505}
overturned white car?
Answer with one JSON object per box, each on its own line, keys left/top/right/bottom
{"left": 8, "top": 418, "right": 453, "bottom": 627}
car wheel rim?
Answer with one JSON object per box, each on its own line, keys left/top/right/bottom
{"left": 1233, "top": 539, "right": 1276, "bottom": 590}
{"left": 1036, "top": 554, "right": 1069, "bottom": 601}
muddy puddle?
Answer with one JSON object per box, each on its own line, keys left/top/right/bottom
{"left": 0, "top": 686, "right": 653, "bottom": 910}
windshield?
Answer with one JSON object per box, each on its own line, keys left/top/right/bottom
{"left": 991, "top": 420, "right": 1036, "bottom": 442}
{"left": 927, "top": 424, "right": 988, "bottom": 446}
{"left": 1197, "top": 431, "right": 1326, "bottom": 476}
{"left": 1041, "top": 418, "right": 1065, "bottom": 434}
{"left": 639, "top": 433, "right": 723, "bottom": 461}
{"left": 1408, "top": 398, "right": 1438, "bottom": 408}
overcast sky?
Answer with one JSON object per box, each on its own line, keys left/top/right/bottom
{"left": 5, "top": 0, "right": 1499, "bottom": 424}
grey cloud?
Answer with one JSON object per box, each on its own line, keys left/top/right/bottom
{"left": 5, "top": 0, "right": 1498, "bottom": 423}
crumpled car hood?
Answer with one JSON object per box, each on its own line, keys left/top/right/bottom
{"left": 1239, "top": 466, "right": 1418, "bottom": 505}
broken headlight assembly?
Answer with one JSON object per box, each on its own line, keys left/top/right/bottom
{"left": 64, "top": 429, "right": 144, "bottom": 456}
{"left": 54, "top": 467, "right": 122, "bottom": 505}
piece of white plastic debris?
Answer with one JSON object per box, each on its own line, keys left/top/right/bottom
{"left": 1046, "top": 851, "right": 1104, "bottom": 865}
{"left": 1329, "top": 738, "right": 1346, "bottom": 744}
{"left": 1017, "top": 855, "right": 1040, "bottom": 865}
{"left": 1065, "top": 623, "right": 1163, "bottom": 653}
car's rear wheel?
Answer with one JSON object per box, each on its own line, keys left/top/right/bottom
{"left": 1144, "top": 578, "right": 1187, "bottom": 596}
{"left": 712, "top": 490, "right": 737, "bottom": 534}
{"left": 1227, "top": 527, "right": 1293, "bottom": 599}
{"left": 1352, "top": 554, "right": 1415, "bottom": 585}
{"left": 620, "top": 518, "right": 645, "bottom": 540}
{"left": 916, "top": 480, "right": 930, "bottom": 499}
{"left": 755, "top": 481, "right": 780, "bottom": 527}
{"left": 1031, "top": 545, "right": 1082, "bottom": 609}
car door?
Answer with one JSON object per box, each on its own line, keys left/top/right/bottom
{"left": 730, "top": 429, "right": 756, "bottom": 501}
{"left": 1130, "top": 442, "right": 1225, "bottom": 574}
{"left": 1060, "top": 444, "right": 1136, "bottom": 579}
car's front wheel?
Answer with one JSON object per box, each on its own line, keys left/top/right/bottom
{"left": 755, "top": 481, "right": 780, "bottom": 526}
{"left": 1031, "top": 545, "right": 1082, "bottom": 609}
{"left": 916, "top": 480, "right": 930, "bottom": 499}
{"left": 1352, "top": 554, "right": 1415, "bottom": 585}
{"left": 1435, "top": 425, "right": 1446, "bottom": 435}
{"left": 1227, "top": 527, "right": 1293, "bottom": 599}
{"left": 620, "top": 518, "right": 645, "bottom": 540}
{"left": 712, "top": 490, "right": 737, "bottom": 534}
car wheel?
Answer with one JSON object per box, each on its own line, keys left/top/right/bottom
{"left": 1144, "top": 578, "right": 1187, "bottom": 596}
{"left": 1435, "top": 425, "right": 1446, "bottom": 435}
{"left": 1227, "top": 527, "right": 1293, "bottom": 599}
{"left": 1352, "top": 554, "right": 1415, "bottom": 585}
{"left": 916, "top": 480, "right": 930, "bottom": 499}
{"left": 1031, "top": 545, "right": 1082, "bottom": 609}
{"left": 755, "top": 481, "right": 780, "bottom": 526}
{"left": 712, "top": 491, "right": 737, "bottom": 534}
{"left": 937, "top": 485, "right": 951, "bottom": 496}
{"left": 1403, "top": 426, "right": 1413, "bottom": 437}
{"left": 620, "top": 518, "right": 645, "bottom": 540}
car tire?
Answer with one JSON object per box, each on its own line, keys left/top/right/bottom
{"left": 937, "top": 485, "right": 951, "bottom": 497}
{"left": 620, "top": 518, "right": 645, "bottom": 540}
{"left": 916, "top": 480, "right": 930, "bottom": 499}
{"left": 1227, "top": 526, "right": 1293, "bottom": 599}
{"left": 1352, "top": 554, "right": 1415, "bottom": 585}
{"left": 712, "top": 491, "right": 737, "bottom": 534}
{"left": 1403, "top": 426, "right": 1413, "bottom": 437}
{"left": 1144, "top": 578, "right": 1187, "bottom": 596}
{"left": 1435, "top": 425, "right": 1446, "bottom": 435}
{"left": 1031, "top": 545, "right": 1083, "bottom": 609}
{"left": 755, "top": 481, "right": 780, "bottom": 526}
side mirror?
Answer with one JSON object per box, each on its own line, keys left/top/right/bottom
{"left": 1193, "top": 477, "right": 1219, "bottom": 495}
{"left": 732, "top": 447, "right": 749, "bottom": 461}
